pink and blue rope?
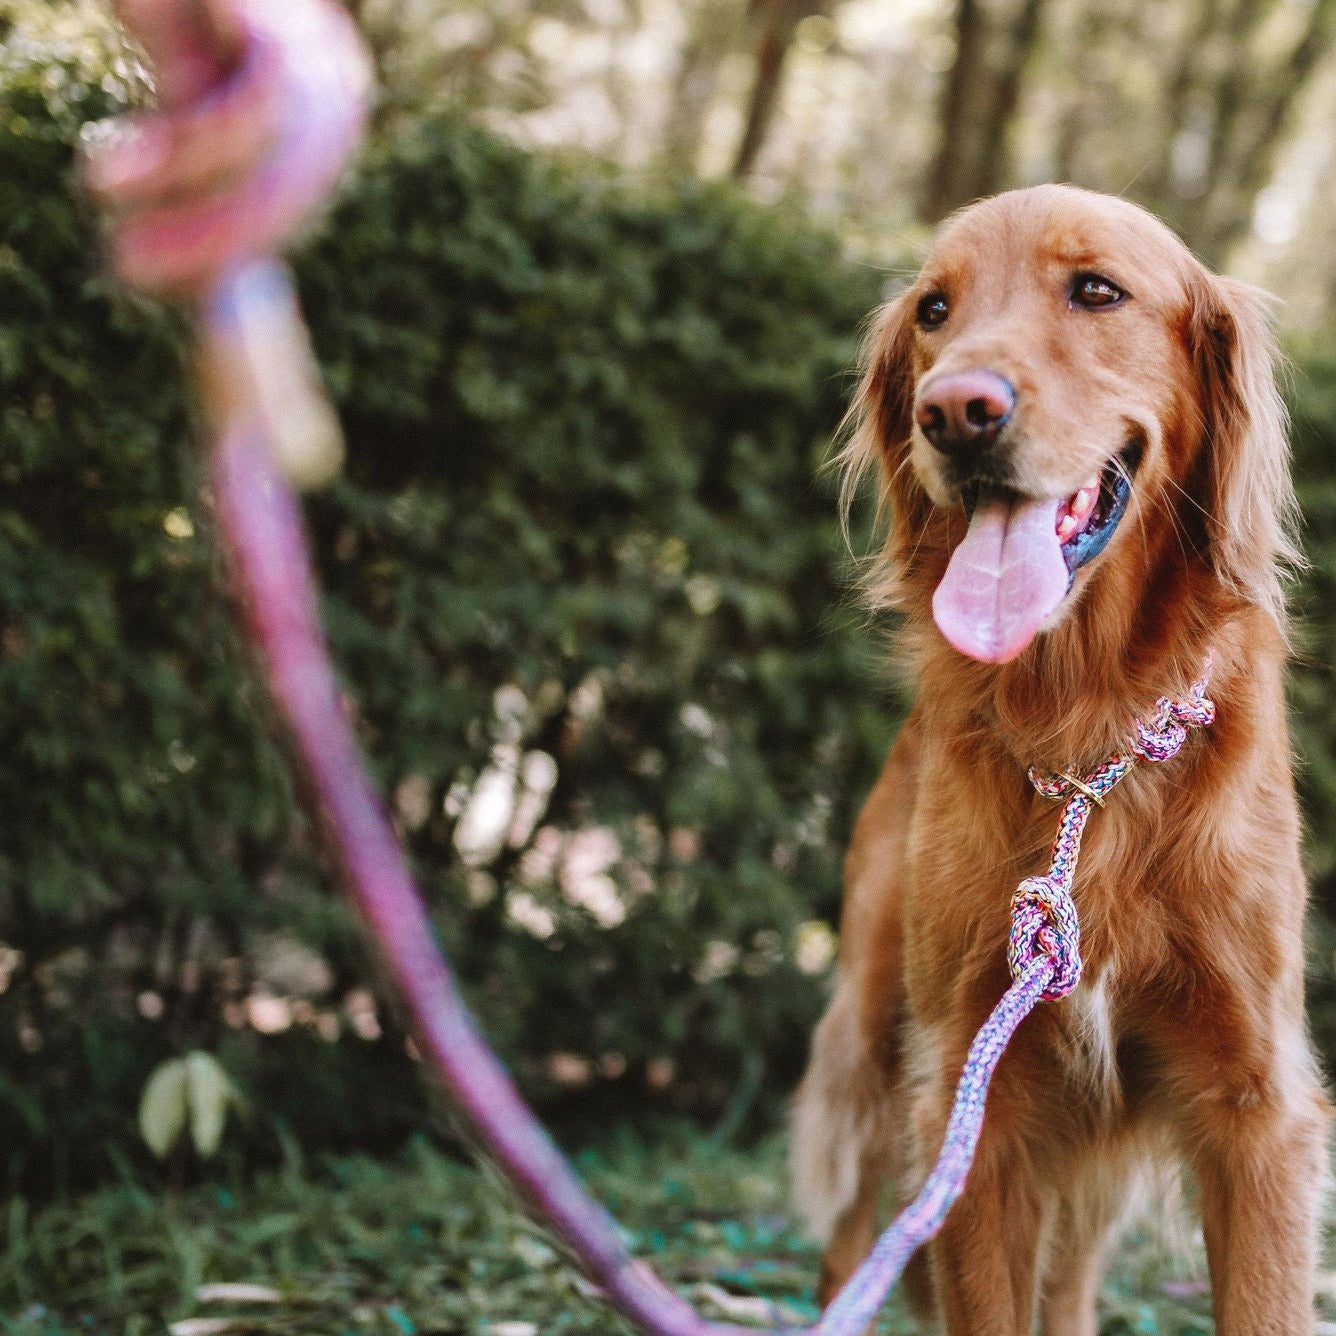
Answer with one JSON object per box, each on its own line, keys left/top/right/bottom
{"left": 215, "top": 424, "right": 1216, "bottom": 1336}
{"left": 103, "top": 3, "right": 1217, "bottom": 1326}
{"left": 207, "top": 337, "right": 1215, "bottom": 1336}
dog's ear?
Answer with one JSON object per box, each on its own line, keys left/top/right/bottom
{"left": 838, "top": 293, "right": 933, "bottom": 606}
{"left": 1187, "top": 271, "right": 1301, "bottom": 631}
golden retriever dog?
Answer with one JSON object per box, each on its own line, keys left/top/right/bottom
{"left": 791, "top": 184, "right": 1330, "bottom": 1335}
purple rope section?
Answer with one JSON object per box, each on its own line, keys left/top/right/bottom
{"left": 816, "top": 954, "right": 1055, "bottom": 1334}
{"left": 93, "top": 7, "right": 1209, "bottom": 1327}
{"left": 175, "top": 11, "right": 1215, "bottom": 1303}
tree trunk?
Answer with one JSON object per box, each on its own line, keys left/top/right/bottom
{"left": 970, "top": 0, "right": 1049, "bottom": 199}
{"left": 731, "top": 0, "right": 815, "bottom": 180}
{"left": 1198, "top": 0, "right": 1336, "bottom": 262}
{"left": 1142, "top": 0, "right": 1222, "bottom": 218}
{"left": 1201, "top": 0, "right": 1275, "bottom": 198}
{"left": 922, "top": 0, "right": 990, "bottom": 221}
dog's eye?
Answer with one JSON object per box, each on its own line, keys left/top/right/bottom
{"left": 1071, "top": 274, "right": 1126, "bottom": 309}
{"left": 916, "top": 292, "right": 950, "bottom": 329}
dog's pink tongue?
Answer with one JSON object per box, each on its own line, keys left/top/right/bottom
{"left": 932, "top": 491, "right": 1068, "bottom": 663}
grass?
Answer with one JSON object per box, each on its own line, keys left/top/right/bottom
{"left": 0, "top": 1126, "right": 1328, "bottom": 1335}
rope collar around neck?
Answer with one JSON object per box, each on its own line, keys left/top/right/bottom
{"left": 1009, "top": 652, "right": 1217, "bottom": 1000}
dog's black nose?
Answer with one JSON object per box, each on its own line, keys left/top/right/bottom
{"left": 915, "top": 371, "right": 1015, "bottom": 457}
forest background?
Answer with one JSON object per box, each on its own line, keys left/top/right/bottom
{"left": 6, "top": 0, "right": 1336, "bottom": 1229}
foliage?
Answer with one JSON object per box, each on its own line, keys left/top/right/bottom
{"left": 138, "top": 1052, "right": 246, "bottom": 1163}
{"left": 1279, "top": 350, "right": 1336, "bottom": 1063}
{"left": 296, "top": 110, "right": 893, "bottom": 1108}
{"left": 0, "top": 35, "right": 893, "bottom": 1190}
{"left": 0, "top": 1129, "right": 1269, "bottom": 1335}
{"left": 9, "top": 2, "right": 1336, "bottom": 1213}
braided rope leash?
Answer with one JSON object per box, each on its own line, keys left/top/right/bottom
{"left": 818, "top": 656, "right": 1216, "bottom": 1336}
{"left": 211, "top": 408, "right": 1215, "bottom": 1336}
{"left": 213, "top": 408, "right": 1215, "bottom": 1336}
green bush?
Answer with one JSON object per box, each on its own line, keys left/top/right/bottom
{"left": 10, "top": 16, "right": 1336, "bottom": 1201}
{"left": 0, "top": 32, "right": 894, "bottom": 1190}
{"left": 1280, "top": 352, "right": 1336, "bottom": 1060}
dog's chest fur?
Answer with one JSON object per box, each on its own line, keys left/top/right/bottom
{"left": 1056, "top": 970, "right": 1125, "bottom": 1118}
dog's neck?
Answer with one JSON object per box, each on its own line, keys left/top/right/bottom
{"left": 905, "top": 577, "right": 1269, "bottom": 776}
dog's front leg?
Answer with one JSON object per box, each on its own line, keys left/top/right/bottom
{"left": 1157, "top": 984, "right": 1330, "bottom": 1336}
{"left": 1189, "top": 1068, "right": 1328, "bottom": 1334}
{"left": 911, "top": 1030, "right": 1047, "bottom": 1336}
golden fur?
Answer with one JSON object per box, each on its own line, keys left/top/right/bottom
{"left": 791, "top": 185, "right": 1329, "bottom": 1335}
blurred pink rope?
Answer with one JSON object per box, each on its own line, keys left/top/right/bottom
{"left": 81, "top": 4, "right": 1216, "bottom": 1332}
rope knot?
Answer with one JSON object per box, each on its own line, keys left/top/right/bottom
{"left": 1132, "top": 693, "right": 1216, "bottom": 762}
{"left": 1011, "top": 655, "right": 1215, "bottom": 1009}
{"left": 1132, "top": 656, "right": 1217, "bottom": 764}
{"left": 1008, "top": 874, "right": 1082, "bottom": 1000}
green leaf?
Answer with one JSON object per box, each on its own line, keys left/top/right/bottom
{"left": 138, "top": 1057, "right": 188, "bottom": 1161}
{"left": 185, "top": 1050, "right": 240, "bottom": 1160}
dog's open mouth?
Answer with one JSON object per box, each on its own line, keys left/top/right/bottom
{"left": 934, "top": 443, "right": 1142, "bottom": 663}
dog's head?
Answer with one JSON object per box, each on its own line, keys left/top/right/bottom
{"left": 846, "top": 184, "right": 1299, "bottom": 665}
